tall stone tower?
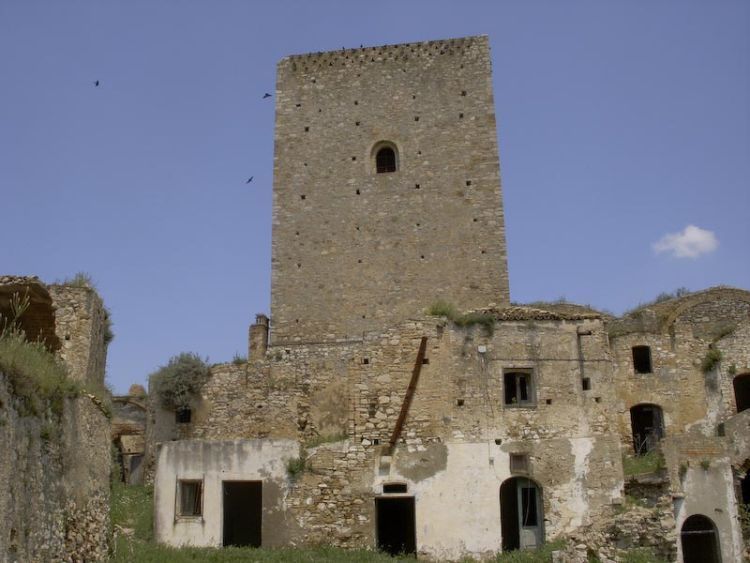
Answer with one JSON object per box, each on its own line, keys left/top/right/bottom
{"left": 270, "top": 35, "right": 510, "bottom": 344}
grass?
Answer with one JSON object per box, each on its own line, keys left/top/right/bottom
{"left": 427, "top": 301, "right": 495, "bottom": 335}
{"left": 490, "top": 541, "right": 565, "bottom": 562}
{"left": 0, "top": 327, "right": 80, "bottom": 416}
{"left": 619, "top": 547, "right": 666, "bottom": 563}
{"left": 701, "top": 347, "right": 722, "bottom": 373}
{"left": 622, "top": 451, "right": 664, "bottom": 476}
{"left": 306, "top": 432, "right": 348, "bottom": 448}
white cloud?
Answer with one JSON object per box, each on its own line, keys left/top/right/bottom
{"left": 652, "top": 225, "right": 718, "bottom": 259}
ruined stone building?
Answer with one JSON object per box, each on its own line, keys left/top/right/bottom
{"left": 0, "top": 276, "right": 112, "bottom": 562}
{"left": 147, "top": 36, "right": 750, "bottom": 562}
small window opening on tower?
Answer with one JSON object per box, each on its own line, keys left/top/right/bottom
{"left": 461, "top": 90, "right": 467, "bottom": 96}
{"left": 456, "top": 398, "right": 465, "bottom": 407}
{"left": 582, "top": 378, "right": 591, "bottom": 391}
{"left": 632, "top": 346, "right": 652, "bottom": 374}
{"left": 376, "top": 147, "right": 397, "bottom": 173}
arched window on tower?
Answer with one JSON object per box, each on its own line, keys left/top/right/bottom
{"left": 375, "top": 146, "right": 397, "bottom": 173}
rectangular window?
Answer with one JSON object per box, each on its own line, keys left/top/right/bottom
{"left": 177, "top": 480, "right": 203, "bottom": 517}
{"left": 504, "top": 371, "right": 535, "bottom": 407}
{"left": 510, "top": 453, "right": 529, "bottom": 474}
{"left": 175, "top": 408, "right": 192, "bottom": 424}
{"left": 632, "top": 346, "right": 652, "bottom": 374}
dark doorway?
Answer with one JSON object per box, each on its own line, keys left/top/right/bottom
{"left": 741, "top": 469, "right": 750, "bottom": 505}
{"left": 500, "top": 477, "right": 543, "bottom": 552}
{"left": 375, "top": 496, "right": 416, "bottom": 556}
{"left": 223, "top": 481, "right": 262, "bottom": 547}
{"left": 630, "top": 404, "right": 664, "bottom": 455}
{"left": 733, "top": 374, "right": 750, "bottom": 413}
{"left": 680, "top": 514, "right": 721, "bottom": 563}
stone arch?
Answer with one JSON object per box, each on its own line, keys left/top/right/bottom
{"left": 499, "top": 476, "right": 544, "bottom": 552}
{"left": 662, "top": 288, "right": 750, "bottom": 330}
{"left": 680, "top": 514, "right": 721, "bottom": 563}
{"left": 733, "top": 373, "right": 750, "bottom": 413}
{"left": 629, "top": 403, "right": 664, "bottom": 455}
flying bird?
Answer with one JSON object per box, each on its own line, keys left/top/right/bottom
{"left": 246, "top": 176, "right": 253, "bottom": 184}
{"left": 262, "top": 93, "right": 272, "bottom": 99}
{"left": 94, "top": 80, "right": 100, "bottom": 87}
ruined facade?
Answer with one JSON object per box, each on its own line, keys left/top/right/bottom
{"left": 0, "top": 276, "right": 112, "bottom": 563}
{"left": 149, "top": 36, "right": 750, "bottom": 562}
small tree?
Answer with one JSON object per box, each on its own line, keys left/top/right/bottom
{"left": 150, "top": 353, "right": 210, "bottom": 409}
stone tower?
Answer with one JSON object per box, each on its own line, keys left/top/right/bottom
{"left": 270, "top": 35, "right": 510, "bottom": 344}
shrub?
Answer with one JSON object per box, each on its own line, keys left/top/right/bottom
{"left": 427, "top": 300, "right": 458, "bottom": 319}
{"left": 701, "top": 347, "right": 722, "bottom": 374}
{"left": 231, "top": 353, "right": 247, "bottom": 365}
{"left": 0, "top": 293, "right": 79, "bottom": 416}
{"left": 286, "top": 452, "right": 308, "bottom": 480}
{"left": 60, "top": 272, "right": 96, "bottom": 288}
{"left": 150, "top": 353, "right": 210, "bottom": 410}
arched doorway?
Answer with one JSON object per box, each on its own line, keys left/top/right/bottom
{"left": 733, "top": 373, "right": 750, "bottom": 413}
{"left": 500, "top": 477, "right": 543, "bottom": 552}
{"left": 629, "top": 404, "right": 664, "bottom": 455}
{"left": 680, "top": 514, "right": 721, "bottom": 563}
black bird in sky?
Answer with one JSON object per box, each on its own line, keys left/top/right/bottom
{"left": 94, "top": 80, "right": 100, "bottom": 87}
{"left": 246, "top": 176, "right": 253, "bottom": 184}
{"left": 262, "top": 93, "right": 271, "bottom": 99}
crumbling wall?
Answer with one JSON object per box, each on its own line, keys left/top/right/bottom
{"left": 152, "top": 312, "right": 625, "bottom": 558}
{"left": 0, "top": 376, "right": 110, "bottom": 562}
{"left": 48, "top": 285, "right": 108, "bottom": 388}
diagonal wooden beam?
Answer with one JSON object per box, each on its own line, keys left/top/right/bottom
{"left": 386, "top": 336, "right": 428, "bottom": 456}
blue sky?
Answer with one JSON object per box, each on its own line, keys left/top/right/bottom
{"left": 2, "top": 1, "right": 748, "bottom": 393}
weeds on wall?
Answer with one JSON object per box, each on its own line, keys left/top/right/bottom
{"left": 150, "top": 353, "right": 210, "bottom": 410}
{"left": 285, "top": 451, "right": 308, "bottom": 481}
{"left": 701, "top": 347, "right": 722, "bottom": 374}
{"left": 622, "top": 451, "right": 665, "bottom": 476}
{"left": 231, "top": 353, "right": 247, "bottom": 365}
{"left": 0, "top": 292, "right": 79, "bottom": 417}
{"left": 427, "top": 301, "right": 496, "bottom": 335}
{"left": 305, "top": 432, "right": 348, "bottom": 448}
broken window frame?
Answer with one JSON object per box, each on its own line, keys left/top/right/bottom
{"left": 176, "top": 479, "right": 203, "bottom": 518}
{"left": 503, "top": 370, "right": 535, "bottom": 408}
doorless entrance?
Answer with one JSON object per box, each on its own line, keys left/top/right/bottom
{"left": 375, "top": 496, "right": 416, "bottom": 556}
{"left": 222, "top": 481, "right": 262, "bottom": 547}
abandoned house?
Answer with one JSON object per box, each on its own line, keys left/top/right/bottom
{"left": 145, "top": 36, "right": 750, "bottom": 562}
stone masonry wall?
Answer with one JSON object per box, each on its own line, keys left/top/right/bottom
{"left": 152, "top": 312, "right": 625, "bottom": 557}
{"left": 0, "top": 377, "right": 110, "bottom": 562}
{"left": 270, "top": 35, "right": 510, "bottom": 344}
{"left": 48, "top": 285, "right": 108, "bottom": 388}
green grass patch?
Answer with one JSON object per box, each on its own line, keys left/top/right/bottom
{"left": 622, "top": 451, "right": 664, "bottom": 476}
{"left": 427, "top": 301, "right": 495, "bottom": 335}
{"left": 490, "top": 540, "right": 565, "bottom": 562}
{"left": 619, "top": 547, "right": 666, "bottom": 563}
{"left": 0, "top": 329, "right": 80, "bottom": 416}
{"left": 306, "top": 432, "right": 348, "bottom": 448}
